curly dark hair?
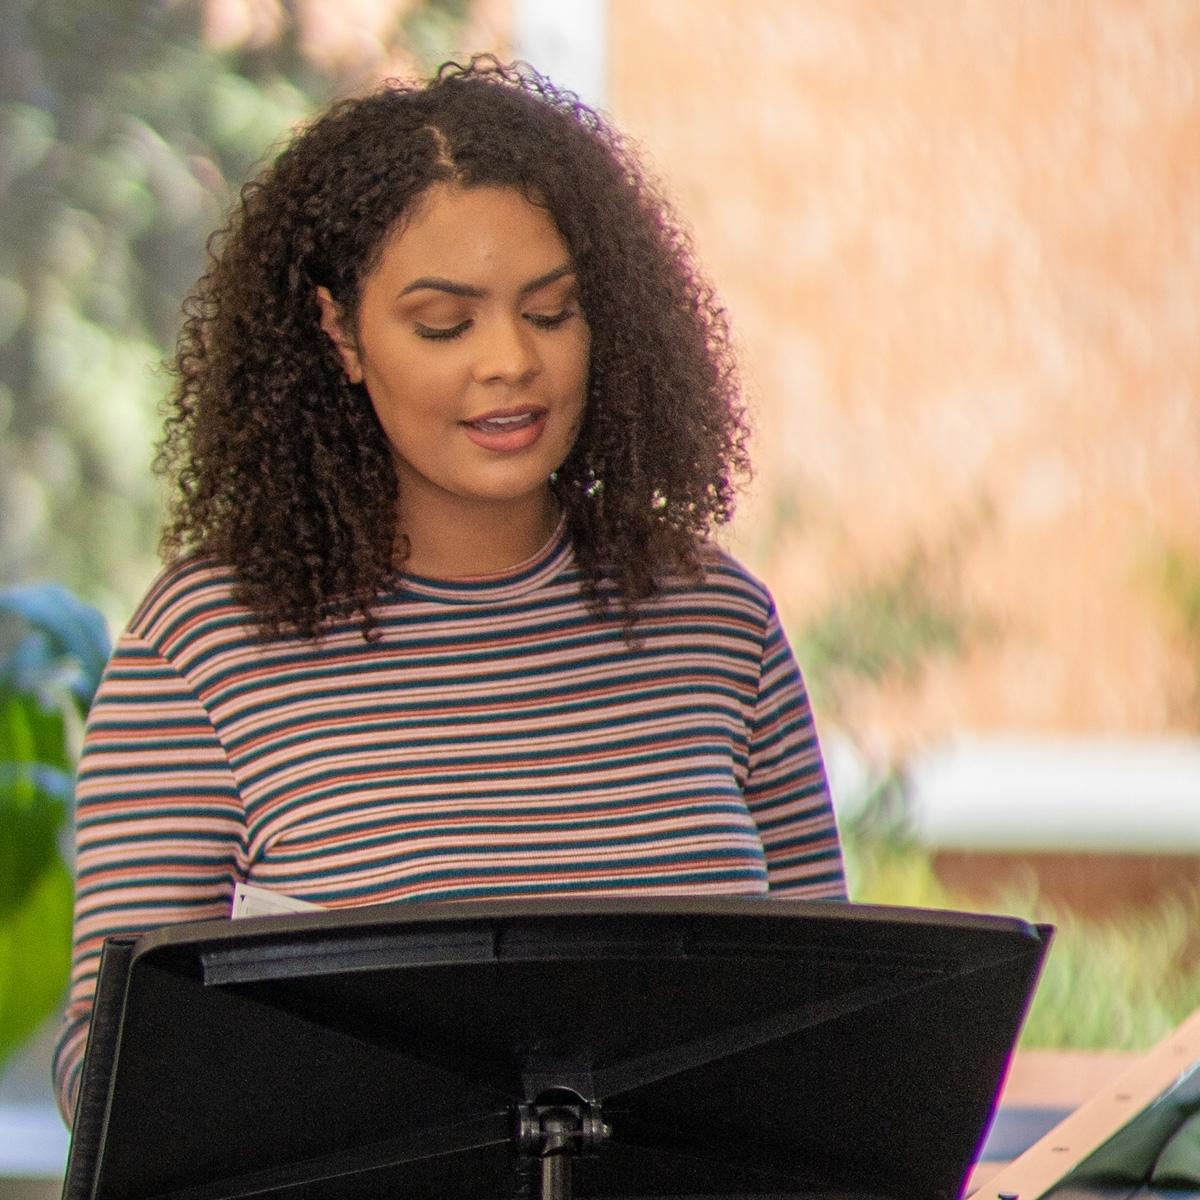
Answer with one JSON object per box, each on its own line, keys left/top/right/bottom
{"left": 157, "top": 56, "right": 751, "bottom": 639}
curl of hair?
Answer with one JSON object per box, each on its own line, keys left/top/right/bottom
{"left": 157, "top": 56, "right": 751, "bottom": 640}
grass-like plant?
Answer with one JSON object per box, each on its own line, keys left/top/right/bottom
{"left": 0, "top": 584, "right": 110, "bottom": 1072}
{"left": 845, "top": 820, "right": 1200, "bottom": 1050}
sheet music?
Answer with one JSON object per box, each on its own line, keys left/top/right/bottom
{"left": 230, "top": 882, "right": 325, "bottom": 919}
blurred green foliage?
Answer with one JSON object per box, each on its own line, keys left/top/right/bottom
{"left": 796, "top": 546, "right": 971, "bottom": 714}
{"left": 843, "top": 805, "right": 1200, "bottom": 1052}
{"left": 1153, "top": 541, "right": 1200, "bottom": 720}
{"left": 0, "top": 583, "right": 110, "bottom": 1072}
{"left": 0, "top": 0, "right": 469, "bottom": 626}
{"left": 1157, "top": 545, "right": 1200, "bottom": 641}
{"left": 793, "top": 526, "right": 1200, "bottom": 1051}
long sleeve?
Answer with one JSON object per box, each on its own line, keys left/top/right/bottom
{"left": 52, "top": 632, "right": 247, "bottom": 1127}
{"left": 744, "top": 603, "right": 846, "bottom": 899}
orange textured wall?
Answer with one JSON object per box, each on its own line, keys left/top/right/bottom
{"left": 610, "top": 1, "right": 1200, "bottom": 753}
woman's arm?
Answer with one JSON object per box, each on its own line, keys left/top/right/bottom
{"left": 743, "top": 604, "right": 847, "bottom": 899}
{"left": 52, "top": 632, "right": 246, "bottom": 1126}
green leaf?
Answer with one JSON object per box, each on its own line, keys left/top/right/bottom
{"left": 0, "top": 857, "right": 74, "bottom": 1073}
{"left": 0, "top": 691, "right": 71, "bottom": 914}
{"left": 0, "top": 685, "right": 71, "bottom": 773}
{"left": 0, "top": 789, "right": 69, "bottom": 915}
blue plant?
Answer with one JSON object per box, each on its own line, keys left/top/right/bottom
{"left": 0, "top": 583, "right": 110, "bottom": 1070}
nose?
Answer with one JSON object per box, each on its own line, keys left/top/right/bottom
{"left": 472, "top": 315, "right": 540, "bottom": 386}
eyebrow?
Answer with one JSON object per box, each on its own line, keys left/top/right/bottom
{"left": 399, "top": 263, "right": 576, "bottom": 299}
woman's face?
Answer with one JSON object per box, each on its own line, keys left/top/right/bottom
{"left": 318, "top": 183, "right": 590, "bottom": 544}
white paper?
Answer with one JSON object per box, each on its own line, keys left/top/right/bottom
{"left": 230, "top": 881, "right": 325, "bottom": 919}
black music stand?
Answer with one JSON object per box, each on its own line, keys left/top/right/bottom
{"left": 62, "top": 898, "right": 1050, "bottom": 1200}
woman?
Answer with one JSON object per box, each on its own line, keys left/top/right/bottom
{"left": 53, "top": 58, "right": 845, "bottom": 1125}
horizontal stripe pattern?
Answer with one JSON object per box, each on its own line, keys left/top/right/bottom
{"left": 53, "top": 530, "right": 844, "bottom": 1124}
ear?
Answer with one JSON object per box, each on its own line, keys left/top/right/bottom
{"left": 315, "top": 286, "right": 365, "bottom": 384}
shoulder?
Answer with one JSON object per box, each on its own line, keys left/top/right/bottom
{"left": 689, "top": 542, "right": 779, "bottom": 621}
{"left": 123, "top": 556, "right": 256, "bottom": 660}
{"left": 636, "top": 541, "right": 781, "bottom": 643}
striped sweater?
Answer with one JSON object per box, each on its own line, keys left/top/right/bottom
{"left": 53, "top": 526, "right": 845, "bottom": 1123}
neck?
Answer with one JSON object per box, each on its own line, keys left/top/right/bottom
{"left": 396, "top": 489, "right": 560, "bottom": 579}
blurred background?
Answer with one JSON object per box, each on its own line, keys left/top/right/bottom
{"left": 1, "top": 0, "right": 1197, "bottom": 1188}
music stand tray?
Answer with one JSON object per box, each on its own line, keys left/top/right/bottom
{"left": 62, "top": 897, "right": 1050, "bottom": 1200}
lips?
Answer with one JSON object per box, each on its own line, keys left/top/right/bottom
{"left": 469, "top": 411, "right": 538, "bottom": 433}
{"left": 461, "top": 406, "right": 548, "bottom": 452}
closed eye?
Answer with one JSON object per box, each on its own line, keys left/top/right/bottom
{"left": 525, "top": 309, "right": 575, "bottom": 330}
{"left": 414, "top": 320, "right": 471, "bottom": 341}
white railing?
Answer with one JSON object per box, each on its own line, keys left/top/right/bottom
{"left": 905, "top": 737, "right": 1200, "bottom": 852}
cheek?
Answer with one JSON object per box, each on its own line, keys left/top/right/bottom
{"left": 563, "top": 330, "right": 592, "bottom": 396}
{"left": 363, "top": 348, "right": 453, "bottom": 417}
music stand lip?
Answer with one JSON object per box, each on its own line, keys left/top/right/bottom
{"left": 66, "top": 898, "right": 1052, "bottom": 1200}
{"left": 132, "top": 894, "right": 1047, "bottom": 953}
{"left": 131, "top": 896, "right": 1050, "bottom": 988}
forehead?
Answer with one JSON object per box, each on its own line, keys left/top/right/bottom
{"left": 373, "top": 184, "right": 571, "bottom": 282}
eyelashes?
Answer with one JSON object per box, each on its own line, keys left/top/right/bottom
{"left": 525, "top": 309, "right": 575, "bottom": 331}
{"left": 414, "top": 320, "right": 471, "bottom": 341}
{"left": 414, "top": 309, "right": 577, "bottom": 342}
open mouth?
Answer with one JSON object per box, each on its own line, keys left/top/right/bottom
{"left": 461, "top": 407, "right": 549, "bottom": 452}
{"left": 465, "top": 411, "right": 541, "bottom": 434}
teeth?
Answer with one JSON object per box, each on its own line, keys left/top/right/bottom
{"left": 474, "top": 412, "right": 536, "bottom": 430}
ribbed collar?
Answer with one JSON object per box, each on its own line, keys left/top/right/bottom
{"left": 395, "top": 516, "right": 574, "bottom": 606}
